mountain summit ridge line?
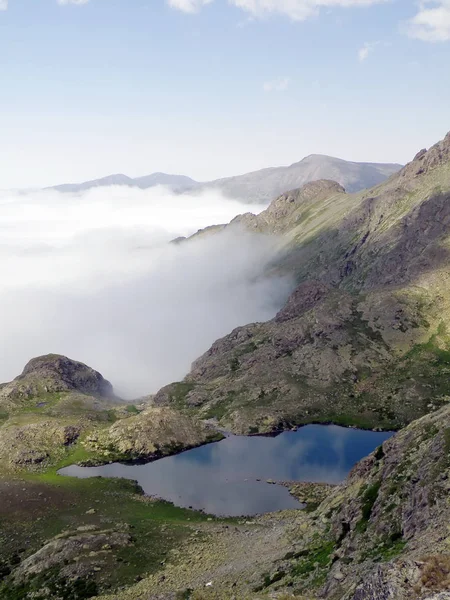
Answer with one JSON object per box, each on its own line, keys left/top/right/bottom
{"left": 46, "top": 153, "right": 403, "bottom": 202}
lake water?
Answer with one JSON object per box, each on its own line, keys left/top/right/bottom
{"left": 59, "top": 425, "right": 393, "bottom": 517}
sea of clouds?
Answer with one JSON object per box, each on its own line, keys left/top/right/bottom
{"left": 0, "top": 186, "right": 293, "bottom": 398}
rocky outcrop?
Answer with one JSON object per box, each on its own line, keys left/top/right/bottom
{"left": 317, "top": 403, "right": 450, "bottom": 600}
{"left": 275, "top": 280, "right": 330, "bottom": 323}
{"left": 13, "top": 528, "right": 131, "bottom": 582}
{"left": 0, "top": 354, "right": 114, "bottom": 406}
{"left": 0, "top": 356, "right": 121, "bottom": 471}
{"left": 0, "top": 355, "right": 225, "bottom": 472}
{"left": 0, "top": 421, "right": 83, "bottom": 470}
{"left": 400, "top": 131, "right": 450, "bottom": 180}
{"left": 229, "top": 179, "right": 346, "bottom": 235}
{"left": 83, "top": 407, "right": 224, "bottom": 462}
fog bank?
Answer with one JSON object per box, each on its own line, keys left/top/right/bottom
{"left": 0, "top": 186, "right": 292, "bottom": 398}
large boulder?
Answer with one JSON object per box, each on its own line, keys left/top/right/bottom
{"left": 84, "top": 407, "right": 223, "bottom": 462}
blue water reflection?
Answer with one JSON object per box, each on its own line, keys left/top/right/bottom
{"left": 59, "top": 425, "right": 392, "bottom": 516}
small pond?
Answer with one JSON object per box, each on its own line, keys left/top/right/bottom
{"left": 59, "top": 424, "right": 393, "bottom": 517}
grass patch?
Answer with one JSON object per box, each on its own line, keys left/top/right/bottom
{"left": 374, "top": 445, "right": 385, "bottom": 461}
{"left": 15, "top": 392, "right": 65, "bottom": 414}
{"left": 356, "top": 480, "right": 381, "bottom": 531}
{"left": 229, "top": 357, "right": 240, "bottom": 372}
{"left": 361, "top": 481, "right": 381, "bottom": 520}
{"left": 233, "top": 342, "right": 257, "bottom": 358}
{"left": 255, "top": 569, "right": 286, "bottom": 591}
{"left": 377, "top": 538, "right": 407, "bottom": 561}
{"left": 169, "top": 382, "right": 196, "bottom": 407}
{"left": 0, "top": 468, "right": 222, "bottom": 598}
{"left": 291, "top": 540, "right": 334, "bottom": 579}
{"left": 297, "top": 411, "right": 395, "bottom": 431}
{"left": 0, "top": 569, "right": 99, "bottom": 600}
{"left": 404, "top": 323, "right": 450, "bottom": 367}
{"left": 202, "top": 390, "right": 244, "bottom": 421}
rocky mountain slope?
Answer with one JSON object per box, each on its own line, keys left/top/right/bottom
{"left": 0, "top": 354, "right": 220, "bottom": 472}
{"left": 153, "top": 132, "right": 450, "bottom": 434}
{"left": 199, "top": 154, "right": 401, "bottom": 202}
{"left": 46, "top": 155, "right": 401, "bottom": 201}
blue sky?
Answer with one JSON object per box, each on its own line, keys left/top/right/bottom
{"left": 0, "top": 0, "right": 449, "bottom": 187}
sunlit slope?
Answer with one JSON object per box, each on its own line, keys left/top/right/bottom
{"left": 199, "top": 153, "right": 402, "bottom": 202}
{"left": 154, "top": 133, "right": 450, "bottom": 433}
{"left": 0, "top": 355, "right": 221, "bottom": 473}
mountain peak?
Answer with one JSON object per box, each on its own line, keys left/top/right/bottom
{"left": 299, "top": 153, "right": 336, "bottom": 161}
{"left": 4, "top": 354, "right": 115, "bottom": 400}
{"left": 401, "top": 130, "right": 450, "bottom": 180}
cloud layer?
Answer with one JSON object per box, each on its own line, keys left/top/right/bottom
{"left": 230, "top": 0, "right": 386, "bottom": 21}
{"left": 167, "top": 0, "right": 213, "bottom": 12}
{"left": 263, "top": 77, "right": 291, "bottom": 92}
{"left": 0, "top": 186, "right": 292, "bottom": 398}
{"left": 405, "top": 1, "right": 450, "bottom": 42}
{"left": 2, "top": 0, "right": 449, "bottom": 44}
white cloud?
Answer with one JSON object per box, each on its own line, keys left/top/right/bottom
{"left": 358, "top": 41, "right": 378, "bottom": 61}
{"left": 168, "top": 0, "right": 387, "bottom": 21}
{"left": 405, "top": 1, "right": 450, "bottom": 42}
{"left": 263, "top": 77, "right": 291, "bottom": 92}
{"left": 0, "top": 186, "right": 292, "bottom": 398}
{"left": 0, "top": 0, "right": 90, "bottom": 9}
{"left": 167, "top": 0, "right": 213, "bottom": 12}
{"left": 0, "top": 0, "right": 387, "bottom": 14}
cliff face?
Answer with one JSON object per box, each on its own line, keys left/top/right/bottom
{"left": 320, "top": 403, "right": 450, "bottom": 600}
{"left": 153, "top": 133, "right": 450, "bottom": 435}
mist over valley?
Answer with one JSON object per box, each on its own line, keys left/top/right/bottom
{"left": 0, "top": 185, "right": 291, "bottom": 397}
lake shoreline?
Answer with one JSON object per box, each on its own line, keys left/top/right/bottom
{"left": 59, "top": 424, "right": 393, "bottom": 517}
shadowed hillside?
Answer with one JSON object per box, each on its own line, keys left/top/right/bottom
{"left": 153, "top": 133, "right": 450, "bottom": 434}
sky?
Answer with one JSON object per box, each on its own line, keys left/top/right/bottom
{"left": 0, "top": 0, "right": 449, "bottom": 188}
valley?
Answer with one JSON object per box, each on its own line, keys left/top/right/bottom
{"left": 0, "top": 133, "right": 449, "bottom": 600}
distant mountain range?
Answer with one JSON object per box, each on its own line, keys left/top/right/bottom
{"left": 48, "top": 155, "right": 403, "bottom": 203}
{"left": 49, "top": 172, "right": 198, "bottom": 194}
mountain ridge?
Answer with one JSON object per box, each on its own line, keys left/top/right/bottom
{"left": 45, "top": 154, "right": 402, "bottom": 201}
{"left": 152, "top": 131, "right": 450, "bottom": 434}
{"left": 48, "top": 172, "right": 198, "bottom": 194}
